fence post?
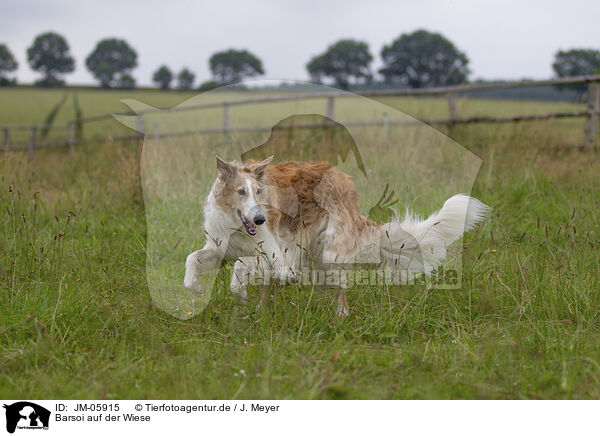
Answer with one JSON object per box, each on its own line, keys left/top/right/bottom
{"left": 3, "top": 127, "right": 10, "bottom": 150}
{"left": 222, "top": 103, "right": 230, "bottom": 132}
{"left": 584, "top": 81, "right": 600, "bottom": 147}
{"left": 28, "top": 126, "right": 37, "bottom": 161}
{"left": 67, "top": 121, "right": 75, "bottom": 153}
{"left": 447, "top": 93, "right": 457, "bottom": 128}
{"left": 326, "top": 96, "right": 335, "bottom": 119}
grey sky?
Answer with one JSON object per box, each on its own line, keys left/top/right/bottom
{"left": 1, "top": 0, "right": 598, "bottom": 86}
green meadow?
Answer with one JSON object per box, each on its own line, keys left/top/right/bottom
{"left": 1, "top": 87, "right": 599, "bottom": 399}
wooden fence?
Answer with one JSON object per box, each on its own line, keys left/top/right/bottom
{"left": 2, "top": 74, "right": 600, "bottom": 160}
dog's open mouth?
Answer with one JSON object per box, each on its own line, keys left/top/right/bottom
{"left": 237, "top": 210, "right": 257, "bottom": 236}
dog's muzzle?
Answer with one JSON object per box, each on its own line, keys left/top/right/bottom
{"left": 237, "top": 207, "right": 265, "bottom": 236}
{"left": 249, "top": 206, "right": 265, "bottom": 226}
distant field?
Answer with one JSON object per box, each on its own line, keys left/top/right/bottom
{"left": 0, "top": 87, "right": 586, "bottom": 145}
{"left": 1, "top": 87, "right": 599, "bottom": 399}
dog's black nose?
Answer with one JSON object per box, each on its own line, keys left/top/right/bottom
{"left": 254, "top": 215, "right": 265, "bottom": 225}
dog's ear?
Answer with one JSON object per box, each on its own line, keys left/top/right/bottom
{"left": 216, "top": 156, "right": 236, "bottom": 181}
{"left": 251, "top": 155, "right": 273, "bottom": 179}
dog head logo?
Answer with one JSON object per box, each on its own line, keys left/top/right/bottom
{"left": 115, "top": 80, "right": 484, "bottom": 318}
{"left": 3, "top": 402, "right": 50, "bottom": 434}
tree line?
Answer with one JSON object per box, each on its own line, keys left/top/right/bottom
{"left": 0, "top": 30, "right": 599, "bottom": 91}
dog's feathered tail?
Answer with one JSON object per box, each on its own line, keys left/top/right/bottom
{"left": 379, "top": 194, "right": 490, "bottom": 274}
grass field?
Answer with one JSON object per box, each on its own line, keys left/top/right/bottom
{"left": 1, "top": 87, "right": 600, "bottom": 399}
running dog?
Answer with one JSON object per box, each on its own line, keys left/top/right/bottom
{"left": 184, "top": 156, "right": 489, "bottom": 315}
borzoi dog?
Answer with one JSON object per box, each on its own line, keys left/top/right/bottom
{"left": 184, "top": 156, "right": 489, "bottom": 316}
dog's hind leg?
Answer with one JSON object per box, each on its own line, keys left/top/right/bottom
{"left": 335, "top": 291, "right": 349, "bottom": 317}
{"left": 184, "top": 245, "right": 222, "bottom": 296}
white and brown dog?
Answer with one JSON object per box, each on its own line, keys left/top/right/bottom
{"left": 184, "top": 156, "right": 489, "bottom": 315}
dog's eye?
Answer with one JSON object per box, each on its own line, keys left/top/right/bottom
{"left": 237, "top": 189, "right": 246, "bottom": 196}
{"left": 256, "top": 188, "right": 261, "bottom": 195}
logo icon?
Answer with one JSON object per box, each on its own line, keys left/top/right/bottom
{"left": 115, "top": 80, "right": 484, "bottom": 319}
{"left": 3, "top": 402, "right": 50, "bottom": 434}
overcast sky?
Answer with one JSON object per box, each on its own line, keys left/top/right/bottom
{"left": 1, "top": 0, "right": 598, "bottom": 86}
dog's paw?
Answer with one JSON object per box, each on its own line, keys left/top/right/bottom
{"left": 184, "top": 276, "right": 204, "bottom": 297}
{"left": 184, "top": 253, "right": 203, "bottom": 296}
{"left": 236, "top": 293, "right": 248, "bottom": 305}
{"left": 183, "top": 271, "right": 196, "bottom": 290}
{"left": 336, "top": 303, "right": 349, "bottom": 317}
{"left": 230, "top": 283, "right": 248, "bottom": 305}
{"left": 230, "top": 276, "right": 248, "bottom": 306}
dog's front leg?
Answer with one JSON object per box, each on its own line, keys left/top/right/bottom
{"left": 230, "top": 256, "right": 272, "bottom": 305}
{"left": 230, "top": 258, "right": 252, "bottom": 305}
{"left": 184, "top": 245, "right": 221, "bottom": 296}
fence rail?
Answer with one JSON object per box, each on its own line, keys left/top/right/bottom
{"left": 2, "top": 74, "right": 600, "bottom": 159}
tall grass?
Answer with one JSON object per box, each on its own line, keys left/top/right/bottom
{"left": 1, "top": 102, "right": 599, "bottom": 399}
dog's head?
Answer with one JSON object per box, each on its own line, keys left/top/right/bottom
{"left": 213, "top": 155, "right": 273, "bottom": 236}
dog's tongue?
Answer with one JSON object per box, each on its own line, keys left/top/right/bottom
{"left": 238, "top": 211, "right": 257, "bottom": 236}
{"left": 244, "top": 220, "right": 257, "bottom": 236}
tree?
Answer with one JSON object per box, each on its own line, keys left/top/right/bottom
{"left": 27, "top": 32, "right": 75, "bottom": 86}
{"left": 0, "top": 43, "right": 18, "bottom": 86}
{"left": 153, "top": 65, "right": 173, "bottom": 90}
{"left": 209, "top": 49, "right": 264, "bottom": 84}
{"left": 306, "top": 39, "right": 373, "bottom": 90}
{"left": 552, "top": 49, "right": 600, "bottom": 93}
{"left": 379, "top": 30, "right": 470, "bottom": 88}
{"left": 198, "top": 80, "right": 219, "bottom": 92}
{"left": 177, "top": 68, "right": 195, "bottom": 90}
{"left": 118, "top": 73, "right": 135, "bottom": 89}
{"left": 86, "top": 38, "right": 137, "bottom": 88}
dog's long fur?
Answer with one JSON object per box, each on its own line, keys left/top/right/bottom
{"left": 184, "top": 157, "right": 489, "bottom": 315}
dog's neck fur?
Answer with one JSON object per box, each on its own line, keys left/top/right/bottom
{"left": 203, "top": 176, "right": 273, "bottom": 261}
{"left": 205, "top": 184, "right": 240, "bottom": 238}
